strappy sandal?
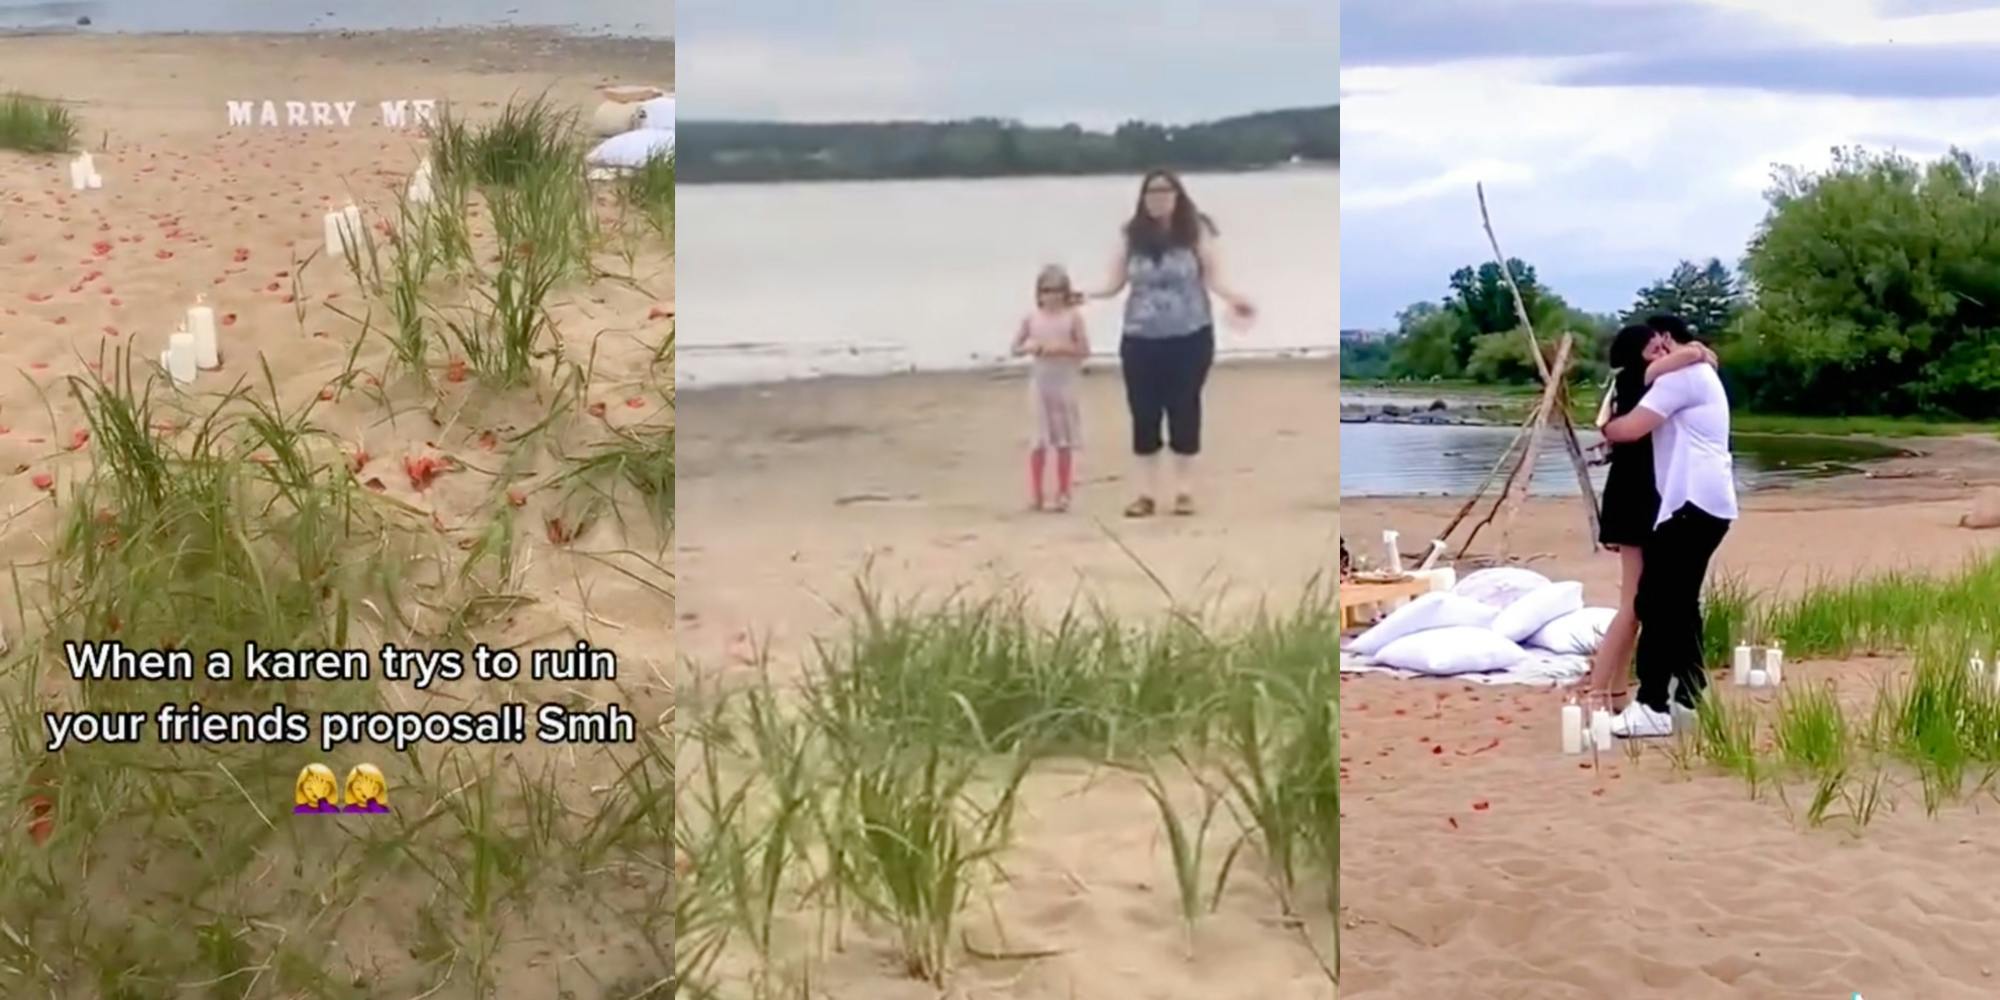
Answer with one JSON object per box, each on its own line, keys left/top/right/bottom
{"left": 1172, "top": 493, "right": 1196, "bottom": 516}
{"left": 1123, "top": 496, "right": 1156, "bottom": 518}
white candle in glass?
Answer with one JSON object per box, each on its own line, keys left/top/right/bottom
{"left": 342, "top": 203, "right": 363, "bottom": 249}
{"left": 1765, "top": 642, "right": 1783, "bottom": 686}
{"left": 1382, "top": 530, "right": 1402, "bottom": 574}
{"left": 1748, "top": 668, "right": 1768, "bottom": 688}
{"left": 87, "top": 172, "right": 102, "bottom": 189}
{"left": 167, "top": 333, "right": 197, "bottom": 384}
{"left": 1561, "top": 698, "right": 1584, "bottom": 754}
{"left": 187, "top": 298, "right": 219, "bottom": 369}
{"left": 68, "top": 157, "right": 86, "bottom": 190}
{"left": 1590, "top": 708, "right": 1613, "bottom": 751}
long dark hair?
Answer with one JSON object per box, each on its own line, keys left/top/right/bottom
{"left": 1607, "top": 323, "right": 1655, "bottom": 418}
{"left": 1124, "top": 169, "right": 1216, "bottom": 261}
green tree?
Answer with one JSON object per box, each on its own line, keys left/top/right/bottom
{"left": 1387, "top": 301, "right": 1465, "bottom": 379}
{"left": 1732, "top": 145, "right": 2000, "bottom": 416}
{"left": 1444, "top": 260, "right": 1545, "bottom": 367}
{"left": 1625, "top": 258, "right": 1741, "bottom": 339}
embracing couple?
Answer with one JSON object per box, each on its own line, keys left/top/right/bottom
{"left": 1587, "top": 314, "right": 1737, "bottom": 739}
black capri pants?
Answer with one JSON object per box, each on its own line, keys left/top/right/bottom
{"left": 1119, "top": 325, "right": 1215, "bottom": 456}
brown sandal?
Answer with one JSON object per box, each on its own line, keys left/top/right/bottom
{"left": 1124, "top": 496, "right": 1156, "bottom": 518}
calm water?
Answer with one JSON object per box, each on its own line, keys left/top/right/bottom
{"left": 677, "top": 170, "right": 1340, "bottom": 386}
{"left": 0, "top": 0, "right": 669, "bottom": 35}
{"left": 1339, "top": 422, "right": 1906, "bottom": 497}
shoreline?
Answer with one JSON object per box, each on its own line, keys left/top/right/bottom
{"left": 678, "top": 349, "right": 1338, "bottom": 394}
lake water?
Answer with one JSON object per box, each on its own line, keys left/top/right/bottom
{"left": 0, "top": 0, "right": 669, "bottom": 35}
{"left": 1339, "top": 422, "right": 1906, "bottom": 497}
{"left": 676, "top": 169, "right": 1340, "bottom": 386}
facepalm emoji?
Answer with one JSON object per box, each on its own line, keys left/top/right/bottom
{"left": 294, "top": 763, "right": 339, "bottom": 814}
{"left": 343, "top": 763, "right": 390, "bottom": 814}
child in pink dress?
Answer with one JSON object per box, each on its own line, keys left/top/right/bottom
{"left": 1010, "top": 265, "right": 1090, "bottom": 511}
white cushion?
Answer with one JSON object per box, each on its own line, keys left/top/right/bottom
{"left": 1528, "top": 606, "right": 1619, "bottom": 655}
{"left": 636, "top": 96, "right": 675, "bottom": 130}
{"left": 587, "top": 128, "right": 675, "bottom": 168}
{"left": 1452, "top": 567, "right": 1553, "bottom": 609}
{"left": 1375, "top": 627, "right": 1527, "bottom": 676}
{"left": 1345, "top": 591, "right": 1498, "bottom": 657}
{"left": 1490, "top": 581, "right": 1585, "bottom": 642}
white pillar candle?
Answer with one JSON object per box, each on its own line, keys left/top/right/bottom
{"left": 1765, "top": 643, "right": 1783, "bottom": 686}
{"left": 1561, "top": 699, "right": 1584, "bottom": 755}
{"left": 87, "top": 172, "right": 102, "bottom": 189}
{"left": 187, "top": 297, "right": 219, "bottom": 369}
{"left": 1382, "top": 530, "right": 1402, "bottom": 574}
{"left": 1732, "top": 641, "right": 1751, "bottom": 685}
{"left": 68, "top": 157, "right": 86, "bottom": 191}
{"left": 342, "top": 202, "right": 364, "bottom": 248}
{"left": 167, "top": 333, "right": 197, "bottom": 384}
{"left": 1590, "top": 708, "right": 1613, "bottom": 751}
{"left": 323, "top": 211, "right": 345, "bottom": 258}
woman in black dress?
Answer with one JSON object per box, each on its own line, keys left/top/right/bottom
{"left": 1582, "top": 323, "right": 1714, "bottom": 705}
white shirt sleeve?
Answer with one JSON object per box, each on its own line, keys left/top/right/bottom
{"left": 1635, "top": 370, "right": 1694, "bottom": 420}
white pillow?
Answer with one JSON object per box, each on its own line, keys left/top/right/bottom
{"left": 636, "top": 96, "right": 675, "bottom": 130}
{"left": 1490, "top": 581, "right": 1585, "bottom": 642}
{"left": 1452, "top": 567, "right": 1553, "bottom": 609}
{"left": 587, "top": 128, "right": 675, "bottom": 168}
{"left": 1345, "top": 592, "right": 1498, "bottom": 657}
{"left": 1375, "top": 627, "right": 1527, "bottom": 676}
{"left": 1528, "top": 606, "right": 1619, "bottom": 655}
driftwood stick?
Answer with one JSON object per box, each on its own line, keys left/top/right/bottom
{"left": 1497, "top": 333, "right": 1572, "bottom": 553}
{"left": 1458, "top": 344, "right": 1565, "bottom": 558}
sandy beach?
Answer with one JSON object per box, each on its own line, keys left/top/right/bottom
{"left": 678, "top": 361, "right": 1339, "bottom": 999}
{"left": 1340, "top": 435, "right": 2000, "bottom": 998}
{"left": 678, "top": 360, "right": 1338, "bottom": 676}
{"left": 0, "top": 30, "right": 671, "bottom": 996}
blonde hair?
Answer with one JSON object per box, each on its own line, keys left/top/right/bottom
{"left": 295, "top": 763, "right": 338, "bottom": 806}
{"left": 1035, "top": 264, "right": 1073, "bottom": 299}
{"left": 344, "top": 763, "right": 388, "bottom": 807}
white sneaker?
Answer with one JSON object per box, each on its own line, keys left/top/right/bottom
{"left": 1609, "top": 701, "right": 1674, "bottom": 739}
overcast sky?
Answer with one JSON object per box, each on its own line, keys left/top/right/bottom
{"left": 675, "top": 1, "right": 1337, "bottom": 126}
{"left": 1343, "top": 0, "right": 2000, "bottom": 329}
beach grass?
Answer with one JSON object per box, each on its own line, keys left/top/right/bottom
{"left": 0, "top": 317, "right": 670, "bottom": 997}
{"left": 676, "top": 580, "right": 1338, "bottom": 993}
{"left": 1681, "top": 556, "right": 2000, "bottom": 825}
{"left": 624, "top": 152, "right": 675, "bottom": 243}
{"left": 0, "top": 93, "right": 76, "bottom": 154}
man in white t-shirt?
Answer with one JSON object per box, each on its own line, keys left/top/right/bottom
{"left": 1600, "top": 315, "right": 1738, "bottom": 738}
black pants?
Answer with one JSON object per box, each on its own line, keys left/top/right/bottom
{"left": 1120, "top": 326, "right": 1214, "bottom": 456}
{"left": 1633, "top": 503, "right": 1732, "bottom": 712}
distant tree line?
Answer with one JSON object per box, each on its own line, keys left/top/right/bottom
{"left": 1347, "top": 145, "right": 2000, "bottom": 419}
{"left": 676, "top": 106, "right": 1338, "bottom": 183}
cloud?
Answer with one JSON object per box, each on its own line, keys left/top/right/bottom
{"left": 1341, "top": 0, "right": 1788, "bottom": 67}
{"left": 676, "top": 0, "right": 1336, "bottom": 124}
{"left": 1559, "top": 43, "right": 2000, "bottom": 98}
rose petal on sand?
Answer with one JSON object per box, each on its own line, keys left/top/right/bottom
{"left": 446, "top": 358, "right": 467, "bottom": 383}
{"left": 588, "top": 401, "right": 607, "bottom": 418}
{"left": 1472, "top": 800, "right": 1490, "bottom": 811}
{"left": 507, "top": 489, "right": 527, "bottom": 508}
{"left": 222, "top": 313, "right": 237, "bottom": 326}
{"left": 625, "top": 397, "right": 645, "bottom": 409}
{"left": 30, "top": 473, "right": 52, "bottom": 491}
{"left": 155, "top": 249, "right": 173, "bottom": 260}
{"left": 68, "top": 429, "right": 88, "bottom": 451}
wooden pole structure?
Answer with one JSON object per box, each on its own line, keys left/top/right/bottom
{"left": 1475, "top": 183, "right": 1602, "bottom": 551}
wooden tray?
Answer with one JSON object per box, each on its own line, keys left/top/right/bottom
{"left": 1339, "top": 578, "right": 1434, "bottom": 630}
